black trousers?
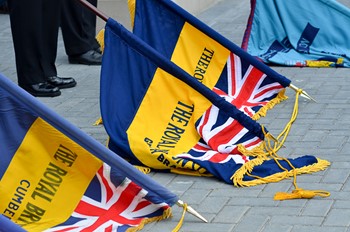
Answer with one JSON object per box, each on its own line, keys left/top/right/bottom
{"left": 7, "top": 0, "right": 61, "bottom": 86}
{"left": 60, "top": 0, "right": 99, "bottom": 56}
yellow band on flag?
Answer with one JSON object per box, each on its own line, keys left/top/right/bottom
{"left": 171, "top": 23, "right": 230, "bottom": 86}
{"left": 127, "top": 22, "right": 229, "bottom": 170}
{"left": 0, "top": 118, "right": 102, "bottom": 231}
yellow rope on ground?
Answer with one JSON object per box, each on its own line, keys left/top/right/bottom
{"left": 232, "top": 88, "right": 331, "bottom": 200}
{"left": 172, "top": 203, "right": 187, "bottom": 232}
{"left": 274, "top": 176, "right": 330, "bottom": 200}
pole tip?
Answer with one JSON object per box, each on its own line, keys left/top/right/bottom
{"left": 177, "top": 200, "right": 208, "bottom": 223}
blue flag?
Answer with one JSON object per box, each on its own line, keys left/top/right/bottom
{"left": 0, "top": 73, "right": 177, "bottom": 231}
{"left": 242, "top": 0, "right": 350, "bottom": 67}
{"left": 100, "top": 15, "right": 330, "bottom": 186}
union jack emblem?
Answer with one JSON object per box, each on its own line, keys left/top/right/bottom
{"left": 47, "top": 164, "right": 169, "bottom": 232}
{"left": 178, "top": 52, "right": 284, "bottom": 166}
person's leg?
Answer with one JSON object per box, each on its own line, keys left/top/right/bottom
{"left": 61, "top": 0, "right": 91, "bottom": 56}
{"left": 43, "top": 0, "right": 77, "bottom": 89}
{"left": 8, "top": 0, "right": 60, "bottom": 97}
{"left": 7, "top": 0, "right": 47, "bottom": 86}
{"left": 8, "top": 0, "right": 74, "bottom": 97}
{"left": 41, "top": 0, "right": 61, "bottom": 78}
{"left": 0, "top": 0, "right": 9, "bottom": 14}
{"left": 82, "top": 0, "right": 100, "bottom": 51}
{"left": 60, "top": 0, "right": 102, "bottom": 65}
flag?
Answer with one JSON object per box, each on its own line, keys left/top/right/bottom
{"left": 126, "top": 0, "right": 290, "bottom": 166}
{"left": 100, "top": 16, "right": 330, "bottom": 186}
{"left": 0, "top": 73, "right": 177, "bottom": 231}
{"left": 128, "top": 0, "right": 291, "bottom": 92}
{"left": 241, "top": 0, "right": 350, "bottom": 67}
{"left": 124, "top": 0, "right": 329, "bottom": 184}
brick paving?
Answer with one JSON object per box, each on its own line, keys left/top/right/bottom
{"left": 1, "top": 1, "right": 350, "bottom": 231}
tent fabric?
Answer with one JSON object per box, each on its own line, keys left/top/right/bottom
{"left": 242, "top": 0, "right": 350, "bottom": 67}
{"left": 0, "top": 73, "right": 176, "bottom": 231}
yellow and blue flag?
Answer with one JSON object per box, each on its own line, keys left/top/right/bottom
{"left": 242, "top": 0, "right": 350, "bottom": 67}
{"left": 126, "top": 0, "right": 290, "bottom": 170}
{"left": 0, "top": 73, "right": 177, "bottom": 231}
{"left": 100, "top": 14, "right": 330, "bottom": 187}
{"left": 128, "top": 0, "right": 292, "bottom": 88}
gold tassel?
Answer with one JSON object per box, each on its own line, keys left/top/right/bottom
{"left": 274, "top": 188, "right": 330, "bottom": 200}
{"left": 232, "top": 89, "right": 331, "bottom": 201}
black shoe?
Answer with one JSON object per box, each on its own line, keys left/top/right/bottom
{"left": 68, "top": 50, "right": 102, "bottom": 65}
{"left": 95, "top": 47, "right": 102, "bottom": 54}
{"left": 47, "top": 76, "right": 77, "bottom": 89}
{"left": 21, "top": 83, "right": 61, "bottom": 97}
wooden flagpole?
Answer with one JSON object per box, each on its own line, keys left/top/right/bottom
{"left": 77, "top": 0, "right": 108, "bottom": 22}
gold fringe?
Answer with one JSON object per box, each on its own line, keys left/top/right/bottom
{"left": 231, "top": 88, "right": 331, "bottom": 200}
{"left": 96, "top": 29, "right": 105, "bottom": 53}
{"left": 93, "top": 117, "right": 103, "bottom": 126}
{"left": 252, "top": 90, "right": 288, "bottom": 120}
{"left": 232, "top": 158, "right": 330, "bottom": 187}
{"left": 105, "top": 136, "right": 110, "bottom": 148}
{"left": 126, "top": 208, "right": 173, "bottom": 232}
{"left": 128, "top": 0, "right": 136, "bottom": 29}
{"left": 231, "top": 144, "right": 267, "bottom": 187}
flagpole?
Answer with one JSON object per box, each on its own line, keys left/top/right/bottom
{"left": 77, "top": 0, "right": 316, "bottom": 104}
{"left": 0, "top": 215, "right": 26, "bottom": 232}
{"left": 76, "top": 0, "right": 208, "bottom": 224}
{"left": 77, "top": 0, "right": 108, "bottom": 22}
{"left": 289, "top": 84, "right": 317, "bottom": 102}
{"left": 177, "top": 200, "right": 208, "bottom": 223}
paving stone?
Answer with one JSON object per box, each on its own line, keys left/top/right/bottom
{"left": 269, "top": 215, "right": 323, "bottom": 226}
{"left": 2, "top": 1, "right": 350, "bottom": 231}
{"left": 232, "top": 214, "right": 268, "bottom": 232}
{"left": 323, "top": 209, "right": 350, "bottom": 227}
{"left": 291, "top": 225, "right": 347, "bottom": 232}
{"left": 301, "top": 199, "right": 333, "bottom": 217}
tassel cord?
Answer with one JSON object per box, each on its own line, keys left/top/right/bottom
{"left": 172, "top": 203, "right": 188, "bottom": 232}
{"left": 236, "top": 89, "right": 330, "bottom": 200}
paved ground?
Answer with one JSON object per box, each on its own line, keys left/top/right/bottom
{"left": 1, "top": 1, "right": 350, "bottom": 231}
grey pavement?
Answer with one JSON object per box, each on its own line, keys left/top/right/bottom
{"left": 1, "top": 1, "right": 350, "bottom": 231}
